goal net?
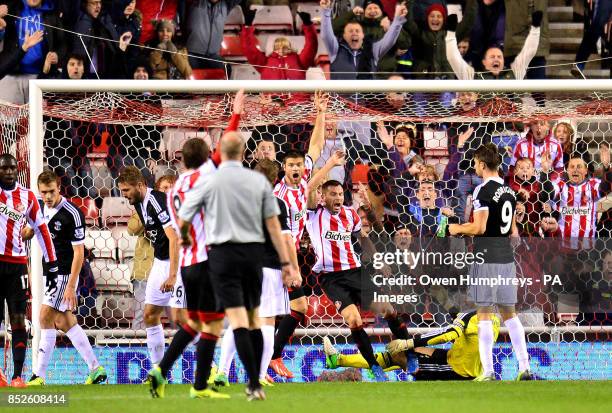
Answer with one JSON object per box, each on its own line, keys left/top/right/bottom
{"left": 1, "top": 79, "right": 611, "bottom": 383}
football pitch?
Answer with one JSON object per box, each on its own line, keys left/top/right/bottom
{"left": 1, "top": 381, "right": 611, "bottom": 413}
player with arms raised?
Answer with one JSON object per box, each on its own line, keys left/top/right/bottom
{"left": 26, "top": 171, "right": 106, "bottom": 386}
{"left": 263, "top": 91, "right": 326, "bottom": 378}
{"left": 0, "top": 154, "right": 58, "bottom": 387}
{"left": 447, "top": 143, "right": 532, "bottom": 381}
{"left": 117, "top": 166, "right": 182, "bottom": 368}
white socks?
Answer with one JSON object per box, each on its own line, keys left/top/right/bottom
{"left": 259, "top": 325, "right": 275, "bottom": 380}
{"left": 35, "top": 329, "right": 57, "bottom": 379}
{"left": 146, "top": 324, "right": 165, "bottom": 365}
{"left": 218, "top": 329, "right": 236, "bottom": 375}
{"left": 66, "top": 324, "right": 100, "bottom": 371}
{"left": 504, "top": 316, "right": 530, "bottom": 372}
{"left": 478, "top": 320, "right": 495, "bottom": 376}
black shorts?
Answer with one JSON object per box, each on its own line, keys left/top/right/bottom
{"left": 0, "top": 261, "right": 29, "bottom": 315}
{"left": 413, "top": 349, "right": 471, "bottom": 381}
{"left": 318, "top": 267, "right": 374, "bottom": 312}
{"left": 208, "top": 243, "right": 264, "bottom": 312}
{"left": 181, "top": 261, "right": 224, "bottom": 323}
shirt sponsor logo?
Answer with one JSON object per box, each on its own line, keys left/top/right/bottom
{"left": 561, "top": 207, "right": 592, "bottom": 216}
{"left": 294, "top": 209, "right": 306, "bottom": 222}
{"left": 324, "top": 231, "right": 351, "bottom": 242}
{"left": 0, "top": 202, "right": 25, "bottom": 222}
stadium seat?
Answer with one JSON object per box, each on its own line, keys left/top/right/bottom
{"left": 230, "top": 64, "right": 261, "bottom": 80}
{"left": 99, "top": 291, "right": 133, "bottom": 327}
{"left": 101, "top": 197, "right": 134, "bottom": 227}
{"left": 350, "top": 164, "right": 370, "bottom": 185}
{"left": 68, "top": 197, "right": 99, "bottom": 226}
{"left": 306, "top": 294, "right": 341, "bottom": 324}
{"left": 162, "top": 128, "right": 211, "bottom": 161}
{"left": 110, "top": 226, "right": 136, "bottom": 261}
{"left": 252, "top": 5, "right": 293, "bottom": 32}
{"left": 224, "top": 5, "right": 245, "bottom": 31}
{"left": 191, "top": 68, "right": 227, "bottom": 80}
{"left": 295, "top": 3, "right": 322, "bottom": 32}
{"left": 85, "top": 229, "right": 116, "bottom": 260}
{"left": 264, "top": 35, "right": 306, "bottom": 55}
{"left": 221, "top": 35, "right": 249, "bottom": 62}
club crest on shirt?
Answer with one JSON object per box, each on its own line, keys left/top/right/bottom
{"left": 54, "top": 221, "right": 62, "bottom": 231}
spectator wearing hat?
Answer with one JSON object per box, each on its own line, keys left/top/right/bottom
{"left": 332, "top": 0, "right": 411, "bottom": 75}
{"left": 404, "top": 0, "right": 476, "bottom": 79}
{"left": 149, "top": 19, "right": 192, "bottom": 80}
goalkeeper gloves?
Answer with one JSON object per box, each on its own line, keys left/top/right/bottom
{"left": 531, "top": 11, "right": 543, "bottom": 28}
{"left": 385, "top": 338, "right": 414, "bottom": 355}
{"left": 446, "top": 14, "right": 458, "bottom": 32}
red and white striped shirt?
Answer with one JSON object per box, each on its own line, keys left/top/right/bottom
{"left": 168, "top": 160, "right": 216, "bottom": 267}
{"left": 0, "top": 184, "right": 56, "bottom": 264}
{"left": 306, "top": 205, "right": 361, "bottom": 273}
{"left": 273, "top": 155, "right": 313, "bottom": 247}
{"left": 554, "top": 178, "right": 601, "bottom": 248}
{"left": 511, "top": 134, "right": 564, "bottom": 172}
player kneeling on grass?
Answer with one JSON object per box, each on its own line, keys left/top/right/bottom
{"left": 323, "top": 311, "right": 499, "bottom": 381}
{"left": 26, "top": 171, "right": 106, "bottom": 386}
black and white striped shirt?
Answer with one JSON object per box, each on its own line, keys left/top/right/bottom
{"left": 135, "top": 188, "right": 173, "bottom": 260}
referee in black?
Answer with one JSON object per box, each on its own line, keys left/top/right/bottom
{"left": 177, "top": 131, "right": 299, "bottom": 401}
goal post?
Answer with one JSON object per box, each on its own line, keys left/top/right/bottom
{"left": 17, "top": 78, "right": 612, "bottom": 382}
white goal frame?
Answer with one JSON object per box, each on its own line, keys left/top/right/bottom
{"left": 27, "top": 79, "right": 612, "bottom": 369}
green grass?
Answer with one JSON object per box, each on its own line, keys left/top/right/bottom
{"left": 1, "top": 381, "right": 611, "bottom": 413}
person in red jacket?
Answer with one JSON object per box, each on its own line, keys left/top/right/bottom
{"left": 240, "top": 10, "right": 317, "bottom": 81}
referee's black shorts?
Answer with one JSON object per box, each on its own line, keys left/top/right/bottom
{"left": 208, "top": 243, "right": 264, "bottom": 312}
{"left": 413, "top": 349, "right": 472, "bottom": 381}
{"left": 0, "top": 261, "right": 29, "bottom": 316}
{"left": 318, "top": 266, "right": 375, "bottom": 312}
{"left": 180, "top": 260, "right": 224, "bottom": 323}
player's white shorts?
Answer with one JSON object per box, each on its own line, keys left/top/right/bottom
{"left": 468, "top": 262, "right": 517, "bottom": 307}
{"left": 258, "top": 267, "right": 290, "bottom": 318}
{"left": 145, "top": 258, "right": 186, "bottom": 308}
{"left": 43, "top": 274, "right": 77, "bottom": 312}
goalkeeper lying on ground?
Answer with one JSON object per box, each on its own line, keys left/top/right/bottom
{"left": 323, "top": 311, "right": 500, "bottom": 380}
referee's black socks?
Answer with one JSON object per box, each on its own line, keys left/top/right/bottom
{"left": 384, "top": 313, "right": 409, "bottom": 340}
{"left": 233, "top": 327, "right": 259, "bottom": 389}
{"left": 250, "top": 329, "right": 264, "bottom": 381}
{"left": 194, "top": 332, "right": 219, "bottom": 391}
{"left": 159, "top": 323, "right": 198, "bottom": 379}
{"left": 272, "top": 310, "right": 304, "bottom": 360}
{"left": 350, "top": 327, "right": 379, "bottom": 368}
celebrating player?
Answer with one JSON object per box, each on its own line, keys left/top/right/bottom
{"left": 325, "top": 311, "right": 500, "bottom": 381}
{"left": 0, "top": 154, "right": 58, "bottom": 387}
{"left": 215, "top": 159, "right": 301, "bottom": 387}
{"left": 448, "top": 143, "right": 532, "bottom": 381}
{"left": 304, "top": 153, "right": 410, "bottom": 382}
{"left": 26, "top": 171, "right": 106, "bottom": 386}
{"left": 265, "top": 91, "right": 326, "bottom": 378}
{"left": 147, "top": 138, "right": 228, "bottom": 399}
{"left": 117, "top": 166, "right": 182, "bottom": 367}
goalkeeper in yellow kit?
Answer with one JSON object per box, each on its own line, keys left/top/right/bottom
{"left": 323, "top": 311, "right": 500, "bottom": 380}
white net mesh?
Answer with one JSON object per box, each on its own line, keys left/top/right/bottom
{"left": 1, "top": 84, "right": 611, "bottom": 383}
